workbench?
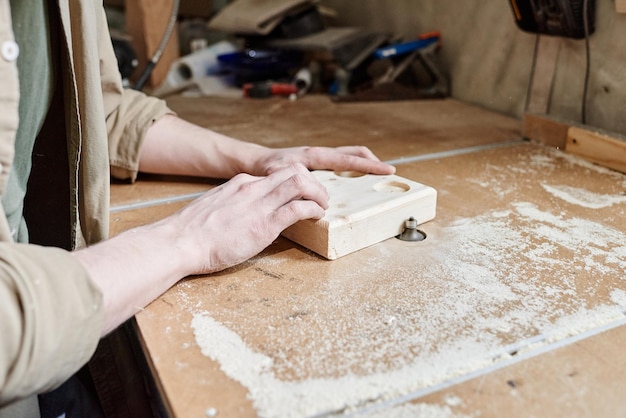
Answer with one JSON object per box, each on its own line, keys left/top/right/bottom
{"left": 110, "top": 96, "right": 626, "bottom": 418}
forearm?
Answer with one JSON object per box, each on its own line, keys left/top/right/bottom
{"left": 138, "top": 114, "right": 396, "bottom": 180}
{"left": 72, "top": 219, "right": 192, "bottom": 336}
{"left": 138, "top": 114, "right": 268, "bottom": 179}
{"left": 73, "top": 163, "right": 331, "bottom": 336}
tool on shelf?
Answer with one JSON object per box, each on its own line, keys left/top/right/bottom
{"left": 333, "top": 31, "right": 449, "bottom": 102}
{"left": 243, "top": 81, "right": 298, "bottom": 98}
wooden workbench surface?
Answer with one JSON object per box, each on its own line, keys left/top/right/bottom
{"left": 110, "top": 96, "right": 626, "bottom": 418}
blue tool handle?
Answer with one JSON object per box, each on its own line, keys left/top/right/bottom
{"left": 374, "top": 36, "right": 439, "bottom": 59}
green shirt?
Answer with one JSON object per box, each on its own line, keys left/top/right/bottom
{"left": 3, "top": 0, "right": 55, "bottom": 243}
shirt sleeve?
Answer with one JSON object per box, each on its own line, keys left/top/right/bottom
{"left": 0, "top": 243, "right": 104, "bottom": 407}
{"left": 96, "top": 6, "right": 174, "bottom": 182}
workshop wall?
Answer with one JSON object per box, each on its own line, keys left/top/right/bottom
{"left": 323, "top": 0, "right": 626, "bottom": 135}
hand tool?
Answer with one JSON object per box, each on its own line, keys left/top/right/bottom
{"left": 333, "top": 31, "right": 448, "bottom": 102}
{"left": 243, "top": 81, "right": 298, "bottom": 98}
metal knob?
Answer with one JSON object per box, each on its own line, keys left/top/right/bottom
{"left": 397, "top": 217, "right": 426, "bottom": 241}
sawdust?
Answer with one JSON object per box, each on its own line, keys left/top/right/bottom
{"left": 185, "top": 147, "right": 626, "bottom": 417}
{"left": 610, "top": 289, "right": 626, "bottom": 306}
{"left": 556, "top": 152, "right": 626, "bottom": 186}
{"left": 192, "top": 312, "right": 482, "bottom": 418}
{"left": 532, "top": 150, "right": 626, "bottom": 186}
{"left": 191, "top": 197, "right": 626, "bottom": 418}
{"left": 541, "top": 184, "right": 626, "bottom": 209}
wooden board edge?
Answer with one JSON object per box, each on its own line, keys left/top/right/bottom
{"left": 523, "top": 112, "right": 626, "bottom": 174}
{"left": 281, "top": 219, "right": 331, "bottom": 259}
{"left": 522, "top": 112, "right": 573, "bottom": 148}
{"left": 566, "top": 127, "right": 626, "bottom": 174}
{"left": 127, "top": 319, "right": 177, "bottom": 418}
{"left": 327, "top": 195, "right": 437, "bottom": 259}
{"left": 282, "top": 191, "right": 437, "bottom": 260}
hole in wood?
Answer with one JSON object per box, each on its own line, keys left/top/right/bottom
{"left": 373, "top": 181, "right": 410, "bottom": 193}
{"left": 333, "top": 171, "right": 366, "bottom": 178}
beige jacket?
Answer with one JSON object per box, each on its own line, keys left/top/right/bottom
{"left": 0, "top": 0, "right": 171, "bottom": 410}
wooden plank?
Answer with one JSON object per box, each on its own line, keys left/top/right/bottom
{"left": 524, "top": 113, "right": 626, "bottom": 173}
{"left": 566, "top": 126, "right": 626, "bottom": 173}
{"left": 125, "top": 0, "right": 180, "bottom": 88}
{"left": 522, "top": 112, "right": 572, "bottom": 148}
{"left": 281, "top": 170, "right": 437, "bottom": 259}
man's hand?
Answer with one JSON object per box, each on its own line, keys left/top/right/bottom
{"left": 165, "top": 163, "right": 329, "bottom": 274}
{"left": 74, "top": 164, "right": 329, "bottom": 334}
{"left": 246, "top": 146, "right": 396, "bottom": 177}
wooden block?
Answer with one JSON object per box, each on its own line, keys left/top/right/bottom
{"left": 522, "top": 112, "right": 573, "bottom": 148}
{"left": 566, "top": 127, "right": 626, "bottom": 173}
{"left": 617, "top": 0, "right": 626, "bottom": 13}
{"left": 281, "top": 171, "right": 437, "bottom": 260}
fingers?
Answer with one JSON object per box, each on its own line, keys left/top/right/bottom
{"left": 264, "top": 146, "right": 395, "bottom": 176}
{"left": 333, "top": 145, "right": 382, "bottom": 161}
{"left": 170, "top": 164, "right": 329, "bottom": 275}
{"left": 262, "top": 163, "right": 329, "bottom": 212}
{"left": 270, "top": 199, "right": 326, "bottom": 228}
{"left": 304, "top": 146, "right": 396, "bottom": 175}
